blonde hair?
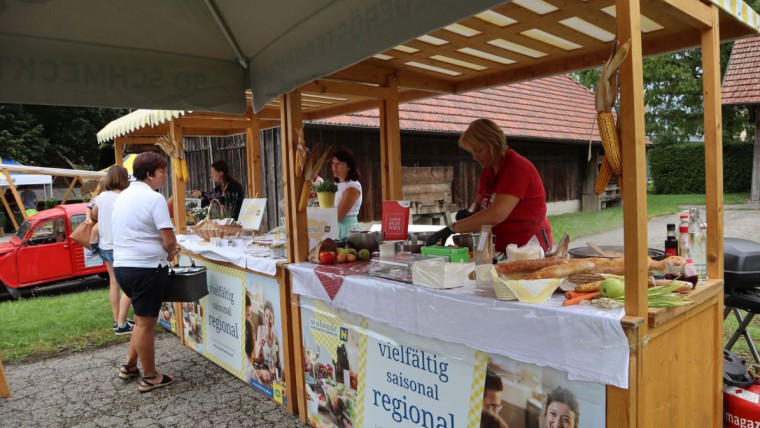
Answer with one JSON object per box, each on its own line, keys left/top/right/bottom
{"left": 458, "top": 119, "right": 508, "bottom": 161}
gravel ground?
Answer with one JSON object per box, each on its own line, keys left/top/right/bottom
{"left": 1, "top": 332, "right": 308, "bottom": 428}
{"left": 572, "top": 203, "right": 760, "bottom": 251}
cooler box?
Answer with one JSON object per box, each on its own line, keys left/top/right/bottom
{"left": 724, "top": 238, "right": 760, "bottom": 291}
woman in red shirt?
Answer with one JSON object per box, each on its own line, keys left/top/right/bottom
{"left": 427, "top": 119, "right": 553, "bottom": 253}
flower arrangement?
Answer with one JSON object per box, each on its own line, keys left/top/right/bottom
{"left": 313, "top": 180, "right": 338, "bottom": 193}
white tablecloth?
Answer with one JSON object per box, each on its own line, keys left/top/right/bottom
{"left": 288, "top": 262, "right": 630, "bottom": 388}
{"left": 177, "top": 235, "right": 283, "bottom": 277}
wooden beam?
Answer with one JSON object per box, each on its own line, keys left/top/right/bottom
{"left": 753, "top": 107, "right": 760, "bottom": 201}
{"left": 175, "top": 117, "right": 251, "bottom": 131}
{"left": 114, "top": 138, "right": 124, "bottom": 165}
{"left": 329, "top": 62, "right": 455, "bottom": 93}
{"left": 89, "top": 183, "right": 101, "bottom": 203}
{"left": 379, "top": 76, "right": 403, "bottom": 200}
{"left": 617, "top": 0, "right": 649, "bottom": 316}
{"left": 652, "top": 0, "right": 712, "bottom": 29}
{"left": 0, "top": 359, "right": 9, "bottom": 398}
{"left": 280, "top": 91, "right": 310, "bottom": 263}
{"left": 118, "top": 137, "right": 161, "bottom": 145}
{"left": 60, "top": 176, "right": 78, "bottom": 204}
{"left": 617, "top": 1, "right": 650, "bottom": 426}
{"left": 3, "top": 170, "right": 28, "bottom": 220}
{"left": 301, "top": 79, "right": 389, "bottom": 99}
{"left": 702, "top": 6, "right": 724, "bottom": 282}
{"left": 171, "top": 124, "right": 187, "bottom": 234}
{"left": 246, "top": 112, "right": 263, "bottom": 199}
{"left": 0, "top": 188, "right": 19, "bottom": 230}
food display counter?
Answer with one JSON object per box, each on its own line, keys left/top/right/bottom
{"left": 286, "top": 262, "right": 724, "bottom": 427}
{"left": 159, "top": 234, "right": 297, "bottom": 414}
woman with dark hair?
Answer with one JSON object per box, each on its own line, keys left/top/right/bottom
{"left": 112, "top": 152, "right": 180, "bottom": 392}
{"left": 331, "top": 148, "right": 362, "bottom": 238}
{"left": 86, "top": 165, "right": 133, "bottom": 335}
{"left": 191, "top": 160, "right": 245, "bottom": 219}
{"left": 254, "top": 300, "right": 281, "bottom": 384}
{"left": 544, "top": 386, "right": 580, "bottom": 428}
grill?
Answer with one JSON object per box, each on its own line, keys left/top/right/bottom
{"left": 723, "top": 238, "right": 760, "bottom": 363}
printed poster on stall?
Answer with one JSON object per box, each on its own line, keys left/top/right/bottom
{"left": 242, "top": 272, "right": 288, "bottom": 406}
{"left": 202, "top": 261, "right": 246, "bottom": 379}
{"left": 178, "top": 254, "right": 205, "bottom": 354}
{"left": 299, "top": 296, "right": 608, "bottom": 428}
{"left": 300, "top": 297, "right": 487, "bottom": 428}
{"left": 158, "top": 302, "right": 178, "bottom": 334}
{"left": 238, "top": 198, "right": 268, "bottom": 230}
{"left": 382, "top": 200, "right": 411, "bottom": 241}
{"left": 307, "top": 207, "right": 339, "bottom": 251}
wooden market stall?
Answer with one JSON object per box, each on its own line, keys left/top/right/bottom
{"left": 0, "top": 164, "right": 106, "bottom": 230}
{"left": 273, "top": 1, "right": 760, "bottom": 426}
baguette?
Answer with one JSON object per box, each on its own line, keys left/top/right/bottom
{"left": 494, "top": 257, "right": 567, "bottom": 275}
{"left": 648, "top": 256, "right": 685, "bottom": 272}
{"left": 567, "top": 272, "right": 605, "bottom": 285}
{"left": 524, "top": 260, "right": 596, "bottom": 280}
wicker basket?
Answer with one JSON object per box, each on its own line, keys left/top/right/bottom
{"left": 190, "top": 199, "right": 242, "bottom": 241}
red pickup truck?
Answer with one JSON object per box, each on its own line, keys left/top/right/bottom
{"left": 0, "top": 203, "right": 107, "bottom": 298}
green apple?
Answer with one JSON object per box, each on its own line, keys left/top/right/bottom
{"left": 347, "top": 248, "right": 358, "bottom": 256}
{"left": 357, "top": 249, "right": 371, "bottom": 261}
{"left": 338, "top": 248, "right": 350, "bottom": 255}
{"left": 599, "top": 278, "right": 625, "bottom": 298}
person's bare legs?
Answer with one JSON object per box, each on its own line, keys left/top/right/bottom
{"left": 106, "top": 262, "right": 120, "bottom": 324}
{"left": 117, "top": 292, "right": 132, "bottom": 326}
{"left": 125, "top": 315, "right": 158, "bottom": 375}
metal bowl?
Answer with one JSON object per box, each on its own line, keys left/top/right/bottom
{"left": 568, "top": 245, "right": 665, "bottom": 261}
{"left": 407, "top": 232, "right": 436, "bottom": 245}
{"left": 346, "top": 231, "right": 384, "bottom": 253}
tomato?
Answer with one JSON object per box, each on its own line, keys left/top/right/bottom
{"left": 319, "top": 251, "right": 336, "bottom": 264}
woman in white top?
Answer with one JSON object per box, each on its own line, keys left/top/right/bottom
{"left": 254, "top": 300, "right": 281, "bottom": 384}
{"left": 331, "top": 148, "right": 362, "bottom": 238}
{"left": 86, "top": 165, "right": 132, "bottom": 335}
{"left": 112, "top": 152, "right": 180, "bottom": 392}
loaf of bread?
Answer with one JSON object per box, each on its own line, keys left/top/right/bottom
{"left": 524, "top": 260, "right": 596, "bottom": 280}
{"left": 494, "top": 257, "right": 567, "bottom": 275}
{"left": 567, "top": 272, "right": 605, "bottom": 285}
{"left": 575, "top": 279, "right": 604, "bottom": 293}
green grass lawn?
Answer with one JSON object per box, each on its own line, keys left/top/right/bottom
{"left": 548, "top": 193, "right": 749, "bottom": 240}
{"left": 724, "top": 310, "right": 760, "bottom": 370}
{"left": 0, "top": 288, "right": 135, "bottom": 363}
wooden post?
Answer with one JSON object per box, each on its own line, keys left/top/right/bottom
{"left": 702, "top": 6, "right": 724, "bottom": 281}
{"left": 0, "top": 186, "right": 19, "bottom": 230}
{"left": 379, "top": 75, "right": 403, "bottom": 200}
{"left": 60, "top": 177, "right": 79, "bottom": 204}
{"left": 751, "top": 106, "right": 760, "bottom": 201}
{"left": 171, "top": 124, "right": 188, "bottom": 234}
{"left": 114, "top": 138, "right": 125, "bottom": 166}
{"left": 246, "top": 109, "right": 263, "bottom": 199}
{"left": 0, "top": 359, "right": 9, "bottom": 398}
{"left": 280, "top": 91, "right": 309, "bottom": 263}
{"left": 3, "top": 170, "right": 28, "bottom": 220}
{"left": 89, "top": 183, "right": 102, "bottom": 202}
{"left": 616, "top": 1, "right": 649, "bottom": 425}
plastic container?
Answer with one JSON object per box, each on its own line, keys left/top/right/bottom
{"left": 379, "top": 242, "right": 396, "bottom": 258}
{"left": 421, "top": 245, "right": 470, "bottom": 263}
{"left": 412, "top": 260, "right": 475, "bottom": 289}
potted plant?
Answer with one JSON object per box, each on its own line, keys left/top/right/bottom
{"left": 313, "top": 180, "right": 338, "bottom": 208}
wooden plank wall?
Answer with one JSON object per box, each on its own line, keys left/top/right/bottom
{"left": 182, "top": 127, "right": 591, "bottom": 228}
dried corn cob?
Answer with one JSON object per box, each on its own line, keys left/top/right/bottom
{"left": 597, "top": 111, "right": 622, "bottom": 176}
{"left": 181, "top": 159, "right": 189, "bottom": 182}
{"left": 173, "top": 158, "right": 183, "bottom": 181}
{"left": 594, "top": 157, "right": 614, "bottom": 195}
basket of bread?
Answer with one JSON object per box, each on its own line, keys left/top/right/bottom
{"left": 492, "top": 255, "right": 689, "bottom": 306}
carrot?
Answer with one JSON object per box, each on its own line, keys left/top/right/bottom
{"left": 562, "top": 291, "right": 601, "bottom": 306}
{"left": 565, "top": 290, "right": 595, "bottom": 300}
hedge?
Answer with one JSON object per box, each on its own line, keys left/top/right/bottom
{"left": 648, "top": 142, "right": 754, "bottom": 194}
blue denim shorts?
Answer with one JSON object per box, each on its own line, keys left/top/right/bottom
{"left": 99, "top": 249, "right": 114, "bottom": 263}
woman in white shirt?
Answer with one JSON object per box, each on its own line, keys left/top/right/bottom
{"left": 112, "top": 152, "right": 180, "bottom": 392}
{"left": 331, "top": 148, "right": 363, "bottom": 238}
{"left": 86, "top": 165, "right": 132, "bottom": 335}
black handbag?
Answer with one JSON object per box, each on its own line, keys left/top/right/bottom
{"left": 163, "top": 258, "right": 209, "bottom": 302}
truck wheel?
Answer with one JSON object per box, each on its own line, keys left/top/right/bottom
{"left": 98, "top": 272, "right": 110, "bottom": 280}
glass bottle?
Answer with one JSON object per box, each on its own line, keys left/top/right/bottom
{"left": 677, "top": 213, "right": 690, "bottom": 258}
{"left": 689, "top": 208, "right": 707, "bottom": 283}
{"left": 664, "top": 224, "right": 678, "bottom": 257}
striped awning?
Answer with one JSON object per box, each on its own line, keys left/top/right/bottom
{"left": 712, "top": 0, "right": 760, "bottom": 31}
{"left": 97, "top": 110, "right": 187, "bottom": 143}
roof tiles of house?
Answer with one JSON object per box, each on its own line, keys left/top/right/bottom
{"left": 311, "top": 75, "right": 602, "bottom": 143}
{"left": 722, "top": 35, "right": 760, "bottom": 106}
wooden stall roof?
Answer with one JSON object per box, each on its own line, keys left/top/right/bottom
{"left": 0, "top": 164, "right": 105, "bottom": 180}
{"left": 311, "top": 74, "right": 604, "bottom": 143}
{"left": 287, "top": 0, "right": 760, "bottom": 121}
{"left": 722, "top": 35, "right": 760, "bottom": 105}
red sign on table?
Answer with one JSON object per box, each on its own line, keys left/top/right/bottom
{"left": 382, "top": 200, "right": 410, "bottom": 241}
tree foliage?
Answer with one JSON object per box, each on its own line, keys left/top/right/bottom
{"left": 0, "top": 104, "right": 127, "bottom": 169}
{"left": 572, "top": 2, "right": 760, "bottom": 147}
